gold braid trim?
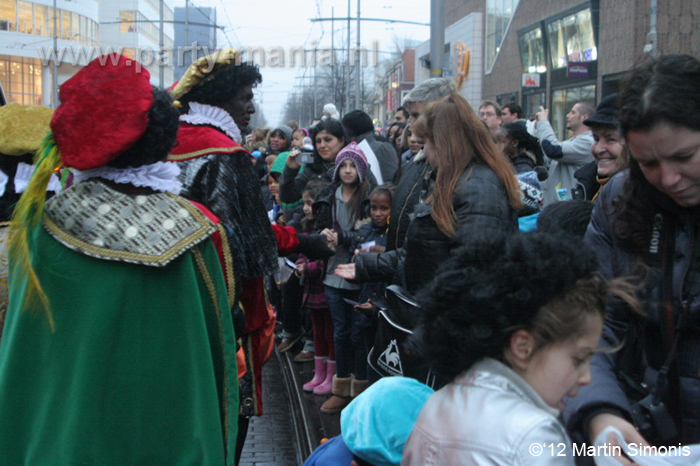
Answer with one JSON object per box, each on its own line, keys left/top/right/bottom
{"left": 167, "top": 146, "right": 245, "bottom": 162}
{"left": 216, "top": 223, "right": 236, "bottom": 307}
{"left": 43, "top": 194, "right": 214, "bottom": 267}
{"left": 192, "top": 246, "right": 230, "bottom": 451}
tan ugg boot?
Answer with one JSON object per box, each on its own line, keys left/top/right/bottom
{"left": 351, "top": 378, "right": 369, "bottom": 398}
{"left": 320, "top": 375, "right": 352, "bottom": 414}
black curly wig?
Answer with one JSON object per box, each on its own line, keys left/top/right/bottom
{"left": 177, "top": 61, "right": 262, "bottom": 110}
{"left": 501, "top": 122, "right": 545, "bottom": 166}
{"left": 416, "top": 231, "right": 601, "bottom": 381}
{"left": 108, "top": 87, "right": 180, "bottom": 169}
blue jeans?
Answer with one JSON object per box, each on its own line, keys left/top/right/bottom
{"left": 324, "top": 286, "right": 367, "bottom": 380}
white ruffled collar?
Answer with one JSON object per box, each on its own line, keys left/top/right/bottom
{"left": 71, "top": 161, "right": 182, "bottom": 194}
{"left": 179, "top": 102, "right": 242, "bottom": 143}
{"left": 5, "top": 162, "right": 62, "bottom": 196}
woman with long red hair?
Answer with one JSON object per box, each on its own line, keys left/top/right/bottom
{"left": 336, "top": 92, "right": 522, "bottom": 296}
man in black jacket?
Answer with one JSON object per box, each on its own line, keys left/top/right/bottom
{"left": 571, "top": 94, "right": 628, "bottom": 202}
{"left": 342, "top": 110, "right": 398, "bottom": 183}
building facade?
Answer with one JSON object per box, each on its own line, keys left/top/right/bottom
{"left": 375, "top": 48, "right": 415, "bottom": 128}
{"left": 0, "top": 0, "right": 177, "bottom": 106}
{"left": 173, "top": 5, "right": 216, "bottom": 79}
{"left": 0, "top": 0, "right": 99, "bottom": 106}
{"left": 99, "top": 0, "right": 175, "bottom": 87}
{"left": 422, "top": 0, "right": 700, "bottom": 139}
{"left": 415, "top": 11, "right": 484, "bottom": 110}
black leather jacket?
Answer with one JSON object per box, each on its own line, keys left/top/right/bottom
{"left": 355, "top": 162, "right": 518, "bottom": 296}
{"left": 386, "top": 152, "right": 432, "bottom": 252}
{"left": 177, "top": 152, "right": 278, "bottom": 279}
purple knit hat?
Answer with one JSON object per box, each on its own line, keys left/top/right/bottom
{"left": 333, "top": 141, "right": 369, "bottom": 184}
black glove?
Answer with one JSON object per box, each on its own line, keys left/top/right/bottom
{"left": 296, "top": 233, "right": 335, "bottom": 260}
{"left": 231, "top": 302, "right": 246, "bottom": 341}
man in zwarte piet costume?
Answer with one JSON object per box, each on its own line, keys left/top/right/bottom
{"left": 0, "top": 54, "right": 240, "bottom": 465}
{"left": 168, "top": 49, "right": 333, "bottom": 462}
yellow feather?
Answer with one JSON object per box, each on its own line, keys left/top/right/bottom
{"left": 8, "top": 134, "right": 62, "bottom": 330}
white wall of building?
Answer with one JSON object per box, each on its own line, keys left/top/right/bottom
{"left": 0, "top": 0, "right": 100, "bottom": 105}
{"left": 413, "top": 12, "right": 483, "bottom": 109}
{"left": 99, "top": 0, "right": 175, "bottom": 86}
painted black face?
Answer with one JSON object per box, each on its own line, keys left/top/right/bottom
{"left": 221, "top": 84, "right": 255, "bottom": 130}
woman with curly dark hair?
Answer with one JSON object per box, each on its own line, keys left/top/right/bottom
{"left": 402, "top": 232, "right": 638, "bottom": 465}
{"left": 564, "top": 54, "right": 700, "bottom": 456}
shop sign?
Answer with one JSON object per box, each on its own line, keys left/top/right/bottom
{"left": 567, "top": 62, "right": 589, "bottom": 78}
{"left": 522, "top": 73, "right": 541, "bottom": 87}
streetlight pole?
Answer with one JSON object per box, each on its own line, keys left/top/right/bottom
{"left": 331, "top": 7, "right": 335, "bottom": 110}
{"left": 159, "top": 0, "right": 164, "bottom": 88}
{"left": 185, "top": 0, "right": 189, "bottom": 54}
{"left": 345, "top": 0, "right": 351, "bottom": 114}
{"left": 354, "top": 0, "right": 361, "bottom": 110}
{"left": 430, "top": 0, "right": 444, "bottom": 77}
{"left": 52, "top": 0, "right": 58, "bottom": 107}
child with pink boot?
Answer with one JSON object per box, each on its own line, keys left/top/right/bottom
{"left": 296, "top": 180, "right": 335, "bottom": 395}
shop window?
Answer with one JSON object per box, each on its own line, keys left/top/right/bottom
{"left": 0, "top": 0, "right": 17, "bottom": 32}
{"left": 485, "top": 0, "right": 520, "bottom": 73}
{"left": 522, "top": 92, "right": 545, "bottom": 120}
{"left": 120, "top": 11, "right": 136, "bottom": 33}
{"left": 546, "top": 7, "right": 597, "bottom": 70}
{"left": 518, "top": 26, "right": 546, "bottom": 73}
{"left": 61, "top": 9, "right": 71, "bottom": 40}
{"left": 602, "top": 72, "right": 626, "bottom": 98}
{"left": 18, "top": 1, "right": 32, "bottom": 34}
{"left": 47, "top": 6, "right": 55, "bottom": 37}
{"left": 34, "top": 4, "right": 47, "bottom": 36}
{"left": 80, "top": 15, "right": 87, "bottom": 43}
{"left": 71, "top": 12, "right": 79, "bottom": 40}
{"left": 551, "top": 85, "right": 596, "bottom": 140}
{"left": 1, "top": 56, "right": 43, "bottom": 106}
{"left": 497, "top": 92, "right": 518, "bottom": 108}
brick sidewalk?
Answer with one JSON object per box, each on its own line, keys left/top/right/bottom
{"left": 239, "top": 355, "right": 298, "bottom": 466}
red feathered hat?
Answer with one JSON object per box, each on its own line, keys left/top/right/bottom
{"left": 51, "top": 54, "right": 153, "bottom": 170}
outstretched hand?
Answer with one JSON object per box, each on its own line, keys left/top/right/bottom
{"left": 354, "top": 299, "right": 375, "bottom": 316}
{"left": 320, "top": 228, "right": 339, "bottom": 247}
{"left": 334, "top": 263, "right": 356, "bottom": 280}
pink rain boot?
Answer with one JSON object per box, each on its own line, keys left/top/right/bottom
{"left": 303, "top": 357, "right": 327, "bottom": 392}
{"left": 313, "top": 360, "right": 336, "bottom": 395}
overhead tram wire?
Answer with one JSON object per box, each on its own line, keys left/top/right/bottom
{"left": 216, "top": 0, "right": 241, "bottom": 49}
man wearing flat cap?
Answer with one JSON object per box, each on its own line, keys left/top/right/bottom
{"left": 571, "top": 94, "right": 628, "bottom": 201}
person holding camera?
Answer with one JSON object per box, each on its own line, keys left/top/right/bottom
{"left": 564, "top": 54, "right": 700, "bottom": 461}
{"left": 279, "top": 119, "right": 378, "bottom": 205}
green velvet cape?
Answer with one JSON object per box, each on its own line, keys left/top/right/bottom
{"left": 0, "top": 226, "right": 238, "bottom": 465}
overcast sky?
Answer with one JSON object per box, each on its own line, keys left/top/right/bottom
{"left": 172, "top": 0, "right": 430, "bottom": 126}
